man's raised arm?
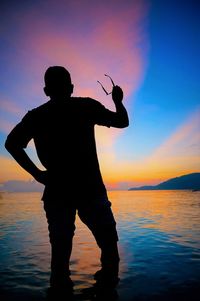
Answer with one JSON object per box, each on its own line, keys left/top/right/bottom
{"left": 110, "top": 85, "right": 129, "bottom": 128}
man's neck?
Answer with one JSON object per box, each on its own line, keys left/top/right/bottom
{"left": 50, "top": 95, "right": 72, "bottom": 103}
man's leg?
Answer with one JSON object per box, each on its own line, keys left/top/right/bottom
{"left": 78, "top": 196, "right": 120, "bottom": 287}
{"left": 43, "top": 201, "right": 76, "bottom": 288}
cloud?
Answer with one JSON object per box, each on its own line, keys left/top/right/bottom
{"left": 6, "top": 0, "right": 149, "bottom": 105}
{"left": 0, "top": 96, "right": 24, "bottom": 133}
{"left": 98, "top": 109, "right": 200, "bottom": 189}
{"left": 132, "top": 109, "right": 200, "bottom": 182}
{"left": 150, "top": 109, "right": 200, "bottom": 159}
{"left": 0, "top": 97, "right": 22, "bottom": 115}
{"left": 0, "top": 0, "right": 149, "bottom": 184}
{"left": 0, "top": 119, "right": 15, "bottom": 134}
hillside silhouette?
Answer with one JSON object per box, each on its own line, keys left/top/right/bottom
{"left": 129, "top": 173, "right": 200, "bottom": 191}
{"left": 1, "top": 180, "right": 43, "bottom": 192}
{"left": 2, "top": 173, "right": 200, "bottom": 192}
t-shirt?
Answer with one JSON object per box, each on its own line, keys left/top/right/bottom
{"left": 6, "top": 97, "right": 116, "bottom": 201}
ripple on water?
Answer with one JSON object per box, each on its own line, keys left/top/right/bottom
{"left": 0, "top": 191, "right": 200, "bottom": 300}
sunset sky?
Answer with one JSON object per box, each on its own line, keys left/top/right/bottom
{"left": 0, "top": 0, "right": 200, "bottom": 190}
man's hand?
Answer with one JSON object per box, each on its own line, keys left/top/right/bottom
{"left": 112, "top": 85, "right": 123, "bottom": 104}
{"left": 33, "top": 170, "right": 48, "bottom": 185}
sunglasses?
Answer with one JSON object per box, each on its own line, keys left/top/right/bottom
{"left": 97, "top": 74, "right": 115, "bottom": 95}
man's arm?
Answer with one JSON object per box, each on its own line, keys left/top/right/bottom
{"left": 111, "top": 85, "right": 129, "bottom": 128}
{"left": 5, "top": 125, "right": 47, "bottom": 185}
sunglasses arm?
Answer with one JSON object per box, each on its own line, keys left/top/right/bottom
{"left": 97, "top": 81, "right": 109, "bottom": 95}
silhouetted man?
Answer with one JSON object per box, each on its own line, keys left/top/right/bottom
{"left": 5, "top": 66, "right": 129, "bottom": 293}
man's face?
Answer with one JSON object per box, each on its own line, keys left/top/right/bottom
{"left": 44, "top": 66, "right": 73, "bottom": 98}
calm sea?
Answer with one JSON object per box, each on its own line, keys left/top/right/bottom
{"left": 0, "top": 190, "right": 200, "bottom": 301}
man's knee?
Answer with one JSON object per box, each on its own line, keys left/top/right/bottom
{"left": 94, "top": 224, "right": 119, "bottom": 248}
{"left": 49, "top": 224, "right": 75, "bottom": 244}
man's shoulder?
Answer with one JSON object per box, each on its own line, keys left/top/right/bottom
{"left": 71, "top": 97, "right": 102, "bottom": 108}
{"left": 26, "top": 101, "right": 51, "bottom": 115}
{"left": 71, "top": 96, "right": 96, "bottom": 103}
{"left": 20, "top": 101, "right": 51, "bottom": 124}
{"left": 32, "top": 101, "right": 51, "bottom": 112}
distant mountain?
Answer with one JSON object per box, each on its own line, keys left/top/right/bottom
{"left": 129, "top": 173, "right": 200, "bottom": 191}
{"left": 1, "top": 180, "right": 44, "bottom": 192}
{"left": 2, "top": 173, "right": 200, "bottom": 192}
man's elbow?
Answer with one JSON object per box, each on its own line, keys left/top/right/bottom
{"left": 5, "top": 139, "right": 11, "bottom": 153}
{"left": 119, "top": 117, "right": 129, "bottom": 128}
{"left": 124, "top": 118, "right": 129, "bottom": 128}
{"left": 5, "top": 138, "right": 16, "bottom": 154}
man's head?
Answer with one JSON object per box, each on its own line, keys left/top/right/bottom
{"left": 44, "top": 66, "right": 74, "bottom": 98}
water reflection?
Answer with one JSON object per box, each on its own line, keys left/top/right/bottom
{"left": 110, "top": 190, "right": 200, "bottom": 248}
{"left": 0, "top": 190, "right": 200, "bottom": 300}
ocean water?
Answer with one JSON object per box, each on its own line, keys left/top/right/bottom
{"left": 0, "top": 190, "right": 200, "bottom": 300}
